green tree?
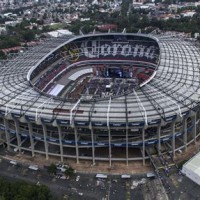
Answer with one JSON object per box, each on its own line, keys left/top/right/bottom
{"left": 64, "top": 166, "right": 75, "bottom": 177}
{"left": 0, "top": 178, "right": 52, "bottom": 200}
{"left": 22, "top": 30, "right": 35, "bottom": 42}
{"left": 43, "top": 13, "right": 48, "bottom": 20}
{"left": 47, "top": 163, "right": 57, "bottom": 175}
{"left": 0, "top": 35, "right": 20, "bottom": 49}
{"left": 0, "top": 51, "right": 6, "bottom": 59}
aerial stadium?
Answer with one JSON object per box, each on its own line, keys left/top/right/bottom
{"left": 0, "top": 32, "right": 200, "bottom": 167}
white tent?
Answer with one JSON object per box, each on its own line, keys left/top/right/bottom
{"left": 10, "top": 160, "right": 17, "bottom": 165}
{"left": 96, "top": 174, "right": 107, "bottom": 179}
{"left": 28, "top": 165, "right": 39, "bottom": 171}
{"left": 182, "top": 151, "right": 200, "bottom": 185}
{"left": 47, "top": 29, "right": 73, "bottom": 38}
{"left": 121, "top": 174, "right": 131, "bottom": 179}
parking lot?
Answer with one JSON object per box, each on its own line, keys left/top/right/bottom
{"left": 0, "top": 150, "right": 200, "bottom": 200}
{"left": 0, "top": 157, "right": 166, "bottom": 200}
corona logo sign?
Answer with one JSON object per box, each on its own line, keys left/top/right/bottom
{"left": 61, "top": 43, "right": 80, "bottom": 62}
{"left": 80, "top": 40, "right": 157, "bottom": 59}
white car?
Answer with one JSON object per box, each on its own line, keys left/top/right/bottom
{"left": 76, "top": 175, "right": 80, "bottom": 181}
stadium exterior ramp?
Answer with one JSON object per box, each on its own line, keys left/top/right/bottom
{"left": 0, "top": 33, "right": 200, "bottom": 167}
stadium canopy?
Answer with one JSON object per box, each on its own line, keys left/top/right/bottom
{"left": 182, "top": 151, "right": 200, "bottom": 185}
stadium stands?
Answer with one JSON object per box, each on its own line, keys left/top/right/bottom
{"left": 0, "top": 33, "right": 199, "bottom": 166}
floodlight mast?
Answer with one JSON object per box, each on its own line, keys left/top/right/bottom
{"left": 35, "top": 97, "right": 53, "bottom": 121}
{"left": 107, "top": 97, "right": 112, "bottom": 127}
{"left": 133, "top": 89, "right": 148, "bottom": 126}
{"left": 70, "top": 98, "right": 82, "bottom": 125}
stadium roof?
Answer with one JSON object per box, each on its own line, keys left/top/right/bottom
{"left": 0, "top": 33, "right": 200, "bottom": 126}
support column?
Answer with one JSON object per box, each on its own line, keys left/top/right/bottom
{"left": 124, "top": 95, "right": 129, "bottom": 166}
{"left": 14, "top": 120, "right": 21, "bottom": 153}
{"left": 74, "top": 127, "right": 79, "bottom": 164}
{"left": 57, "top": 125, "right": 64, "bottom": 162}
{"left": 108, "top": 128, "right": 112, "bottom": 167}
{"left": 157, "top": 124, "right": 161, "bottom": 155}
{"left": 4, "top": 118, "right": 10, "bottom": 151}
{"left": 142, "top": 128, "right": 145, "bottom": 166}
{"left": 171, "top": 122, "right": 175, "bottom": 157}
{"left": 28, "top": 122, "right": 35, "bottom": 157}
{"left": 183, "top": 118, "right": 187, "bottom": 152}
{"left": 193, "top": 114, "right": 197, "bottom": 144}
{"left": 126, "top": 127, "right": 129, "bottom": 166}
{"left": 42, "top": 123, "right": 49, "bottom": 160}
{"left": 0, "top": 129, "right": 2, "bottom": 142}
{"left": 0, "top": 118, "right": 3, "bottom": 140}
{"left": 91, "top": 127, "right": 95, "bottom": 165}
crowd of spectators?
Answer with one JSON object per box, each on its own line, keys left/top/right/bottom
{"left": 30, "top": 52, "right": 61, "bottom": 80}
{"left": 82, "top": 77, "right": 137, "bottom": 99}
{"left": 31, "top": 36, "right": 159, "bottom": 100}
{"left": 34, "top": 61, "right": 67, "bottom": 91}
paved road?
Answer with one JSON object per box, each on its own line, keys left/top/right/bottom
{"left": 0, "top": 158, "right": 106, "bottom": 200}
{"left": 0, "top": 152, "right": 200, "bottom": 200}
{"left": 0, "top": 156, "right": 165, "bottom": 200}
